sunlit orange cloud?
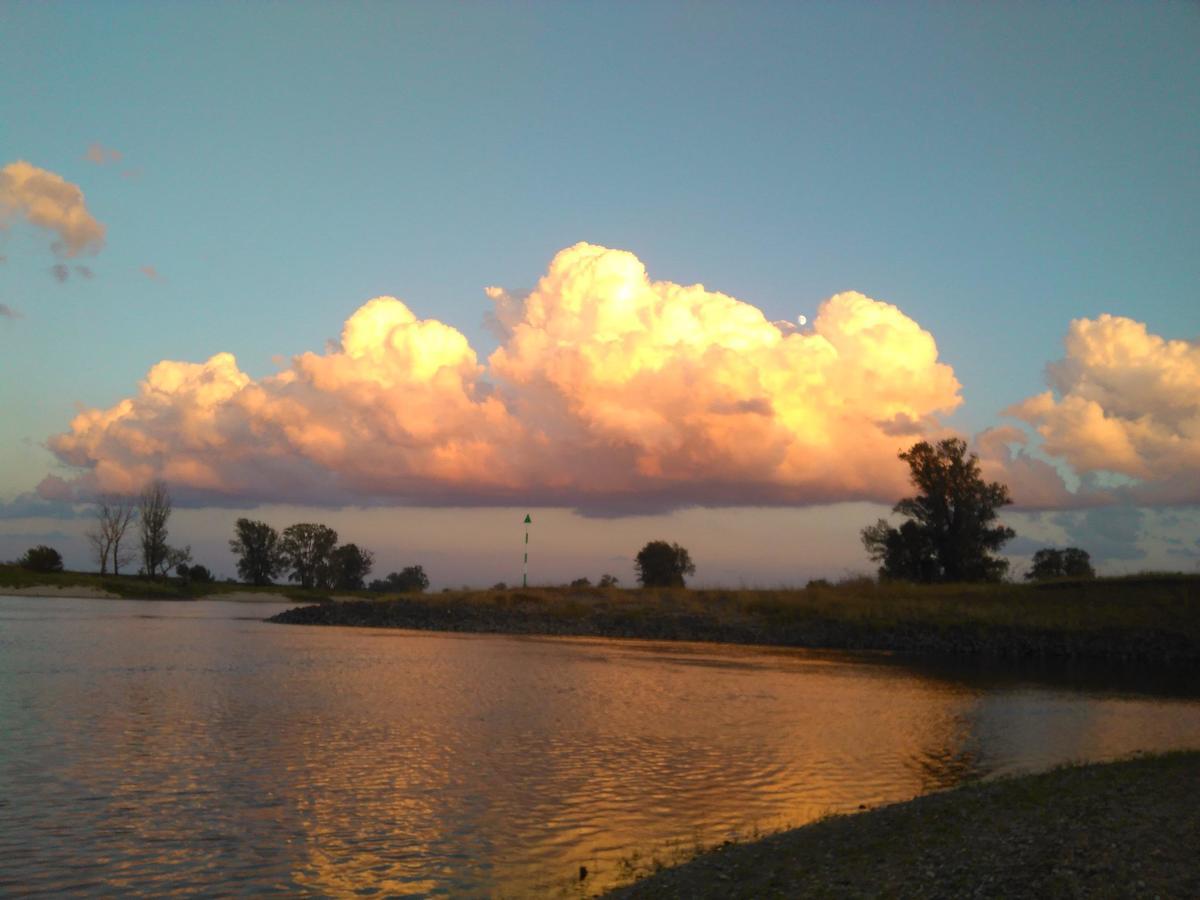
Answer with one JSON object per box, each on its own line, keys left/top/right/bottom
{"left": 45, "top": 243, "right": 964, "bottom": 513}
{"left": 0, "top": 161, "right": 106, "bottom": 258}
{"left": 1003, "top": 314, "right": 1200, "bottom": 506}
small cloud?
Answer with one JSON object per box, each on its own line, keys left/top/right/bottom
{"left": 121, "top": 168, "right": 142, "bottom": 180}
{"left": 84, "top": 143, "right": 122, "bottom": 165}
{"left": 74, "top": 264, "right": 94, "bottom": 279}
{"left": 0, "top": 160, "right": 106, "bottom": 258}
{"left": 140, "top": 264, "right": 163, "bottom": 281}
{"left": 51, "top": 263, "right": 69, "bottom": 283}
{"left": 0, "top": 303, "right": 22, "bottom": 319}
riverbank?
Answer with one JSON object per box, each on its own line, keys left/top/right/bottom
{"left": 0, "top": 564, "right": 331, "bottom": 604}
{"left": 603, "top": 751, "right": 1200, "bottom": 898}
{"left": 269, "top": 575, "right": 1200, "bottom": 664}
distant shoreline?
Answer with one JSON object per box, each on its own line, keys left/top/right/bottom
{"left": 0, "top": 584, "right": 301, "bottom": 603}
{"left": 268, "top": 577, "right": 1200, "bottom": 666}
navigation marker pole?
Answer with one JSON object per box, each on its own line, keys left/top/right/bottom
{"left": 523, "top": 514, "right": 532, "bottom": 588}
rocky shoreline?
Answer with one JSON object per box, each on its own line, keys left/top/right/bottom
{"left": 268, "top": 591, "right": 1200, "bottom": 665}
{"left": 603, "top": 751, "right": 1200, "bottom": 898}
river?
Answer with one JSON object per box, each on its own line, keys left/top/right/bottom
{"left": 2, "top": 595, "right": 1198, "bottom": 896}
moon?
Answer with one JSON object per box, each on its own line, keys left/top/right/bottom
{"left": 797, "top": 315, "right": 807, "bottom": 326}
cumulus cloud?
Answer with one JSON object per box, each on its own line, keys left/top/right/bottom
{"left": 44, "top": 243, "right": 963, "bottom": 513}
{"left": 974, "top": 425, "right": 1109, "bottom": 510}
{"left": 1007, "top": 315, "right": 1200, "bottom": 505}
{"left": 141, "top": 265, "right": 163, "bottom": 281}
{"left": 0, "top": 303, "right": 21, "bottom": 320}
{"left": 0, "top": 160, "right": 106, "bottom": 258}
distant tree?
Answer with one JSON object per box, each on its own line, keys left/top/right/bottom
{"left": 329, "top": 543, "right": 375, "bottom": 590}
{"left": 86, "top": 494, "right": 137, "bottom": 575}
{"left": 229, "top": 518, "right": 285, "bottom": 585}
{"left": 19, "top": 545, "right": 64, "bottom": 573}
{"left": 635, "top": 541, "right": 696, "bottom": 587}
{"left": 176, "top": 563, "right": 214, "bottom": 584}
{"left": 1026, "top": 547, "right": 1095, "bottom": 581}
{"left": 138, "top": 480, "right": 189, "bottom": 578}
{"left": 279, "top": 523, "right": 339, "bottom": 589}
{"left": 492, "top": 581, "right": 508, "bottom": 591}
{"left": 1062, "top": 548, "right": 1095, "bottom": 578}
{"left": 369, "top": 565, "right": 429, "bottom": 593}
{"left": 862, "top": 438, "right": 1014, "bottom": 583}
{"left": 598, "top": 573, "right": 619, "bottom": 588}
{"left": 570, "top": 577, "right": 591, "bottom": 588}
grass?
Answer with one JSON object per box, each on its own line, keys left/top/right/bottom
{"left": 601, "top": 751, "right": 1200, "bottom": 898}
{"left": 273, "top": 574, "right": 1200, "bottom": 663}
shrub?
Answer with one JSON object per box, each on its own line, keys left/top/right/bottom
{"left": 19, "top": 545, "right": 64, "bottom": 573}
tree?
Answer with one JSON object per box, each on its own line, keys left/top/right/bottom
{"left": 279, "top": 523, "right": 338, "bottom": 589}
{"left": 598, "top": 574, "right": 619, "bottom": 588}
{"left": 635, "top": 541, "right": 695, "bottom": 587}
{"left": 229, "top": 518, "right": 284, "bottom": 585}
{"left": 86, "top": 494, "right": 137, "bottom": 575}
{"left": 369, "top": 565, "right": 429, "bottom": 593}
{"left": 19, "top": 545, "right": 64, "bottom": 573}
{"left": 1026, "top": 547, "right": 1095, "bottom": 581}
{"left": 329, "top": 543, "right": 374, "bottom": 590}
{"left": 138, "top": 480, "right": 189, "bottom": 577}
{"left": 1062, "top": 547, "right": 1095, "bottom": 578}
{"left": 570, "top": 577, "right": 592, "bottom": 588}
{"left": 862, "top": 438, "right": 1014, "bottom": 583}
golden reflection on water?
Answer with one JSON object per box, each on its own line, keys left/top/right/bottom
{"left": 2, "top": 599, "right": 1199, "bottom": 896}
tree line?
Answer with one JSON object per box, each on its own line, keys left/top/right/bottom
{"left": 20, "top": 479, "right": 430, "bottom": 592}
{"left": 228, "top": 517, "right": 427, "bottom": 592}
{"left": 14, "top": 441, "right": 1098, "bottom": 586}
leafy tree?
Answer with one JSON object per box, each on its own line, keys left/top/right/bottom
{"left": 598, "top": 573, "right": 619, "bottom": 588}
{"left": 138, "top": 480, "right": 190, "bottom": 577}
{"left": 1062, "top": 547, "right": 1095, "bottom": 578}
{"left": 279, "top": 523, "right": 339, "bottom": 588}
{"left": 229, "top": 518, "right": 284, "bottom": 585}
{"left": 369, "top": 565, "right": 429, "bottom": 593}
{"left": 175, "top": 563, "right": 214, "bottom": 583}
{"left": 635, "top": 541, "right": 695, "bottom": 587}
{"left": 862, "top": 438, "right": 1014, "bottom": 583}
{"left": 570, "top": 577, "right": 592, "bottom": 588}
{"left": 329, "top": 543, "right": 375, "bottom": 590}
{"left": 19, "top": 545, "right": 64, "bottom": 573}
{"left": 1026, "top": 547, "right": 1095, "bottom": 581}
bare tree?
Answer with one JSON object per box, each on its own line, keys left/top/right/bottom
{"left": 86, "top": 526, "right": 111, "bottom": 575}
{"left": 139, "top": 480, "right": 188, "bottom": 577}
{"left": 86, "top": 495, "right": 138, "bottom": 575}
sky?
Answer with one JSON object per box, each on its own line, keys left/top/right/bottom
{"left": 2, "top": 2, "right": 1198, "bottom": 586}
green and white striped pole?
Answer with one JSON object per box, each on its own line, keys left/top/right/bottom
{"left": 522, "top": 514, "right": 532, "bottom": 588}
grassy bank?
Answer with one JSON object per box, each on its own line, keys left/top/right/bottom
{"left": 270, "top": 574, "right": 1200, "bottom": 664}
{"left": 602, "top": 751, "right": 1200, "bottom": 898}
{"left": 0, "top": 563, "right": 342, "bottom": 604}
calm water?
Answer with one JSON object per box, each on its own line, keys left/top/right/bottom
{"left": 2, "top": 596, "right": 1199, "bottom": 896}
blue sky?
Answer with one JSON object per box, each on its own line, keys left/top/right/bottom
{"left": 2, "top": 3, "right": 1198, "bottom": 584}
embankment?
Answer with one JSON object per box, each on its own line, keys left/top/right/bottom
{"left": 269, "top": 575, "right": 1200, "bottom": 664}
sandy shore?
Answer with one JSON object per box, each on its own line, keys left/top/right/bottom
{"left": 0, "top": 586, "right": 298, "bottom": 603}
{"left": 2, "top": 584, "right": 122, "bottom": 599}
